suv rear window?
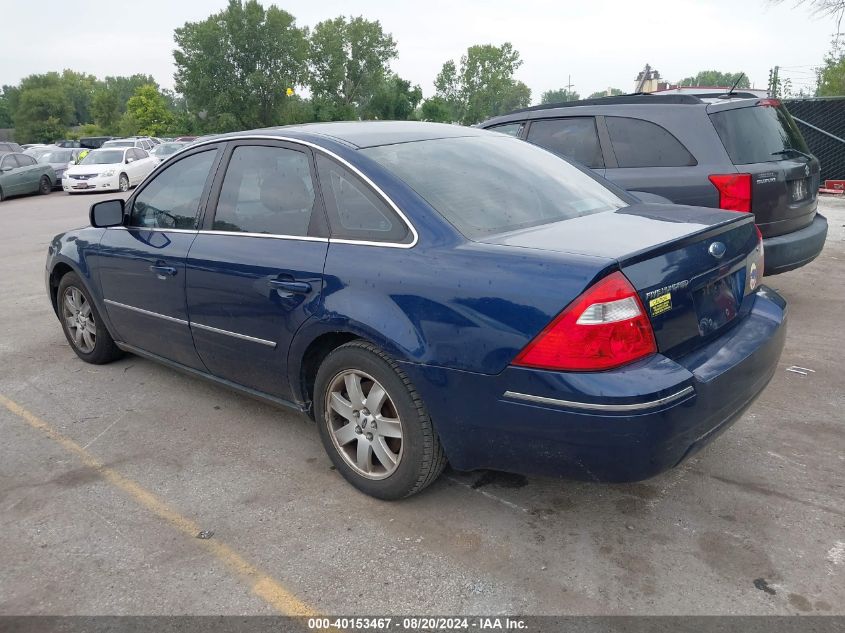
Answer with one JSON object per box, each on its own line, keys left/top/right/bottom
{"left": 710, "top": 103, "right": 811, "bottom": 165}
{"left": 606, "top": 117, "right": 696, "bottom": 168}
{"left": 362, "top": 136, "right": 625, "bottom": 239}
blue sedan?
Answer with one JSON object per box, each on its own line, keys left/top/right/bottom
{"left": 45, "top": 122, "right": 786, "bottom": 499}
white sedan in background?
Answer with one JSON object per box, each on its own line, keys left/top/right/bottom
{"left": 63, "top": 148, "right": 157, "bottom": 194}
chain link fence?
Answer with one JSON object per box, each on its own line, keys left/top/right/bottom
{"left": 784, "top": 97, "right": 845, "bottom": 182}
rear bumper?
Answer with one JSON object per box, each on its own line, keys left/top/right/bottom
{"left": 400, "top": 286, "right": 787, "bottom": 482}
{"left": 763, "top": 214, "right": 827, "bottom": 275}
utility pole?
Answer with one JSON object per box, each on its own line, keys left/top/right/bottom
{"left": 565, "top": 75, "right": 574, "bottom": 99}
{"left": 768, "top": 66, "right": 780, "bottom": 98}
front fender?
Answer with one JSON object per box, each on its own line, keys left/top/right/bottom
{"left": 46, "top": 228, "right": 117, "bottom": 336}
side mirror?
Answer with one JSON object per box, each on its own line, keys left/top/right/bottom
{"left": 90, "top": 199, "right": 125, "bottom": 228}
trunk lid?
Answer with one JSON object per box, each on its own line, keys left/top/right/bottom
{"left": 480, "top": 203, "right": 761, "bottom": 356}
{"left": 708, "top": 99, "right": 820, "bottom": 238}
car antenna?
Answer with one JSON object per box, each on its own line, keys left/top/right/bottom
{"left": 726, "top": 73, "right": 745, "bottom": 97}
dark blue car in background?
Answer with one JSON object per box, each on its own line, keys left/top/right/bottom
{"left": 46, "top": 122, "right": 786, "bottom": 499}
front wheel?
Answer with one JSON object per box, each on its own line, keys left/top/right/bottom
{"left": 118, "top": 173, "right": 129, "bottom": 192}
{"left": 314, "top": 341, "right": 446, "bottom": 499}
{"left": 39, "top": 176, "right": 51, "bottom": 195}
{"left": 57, "top": 272, "right": 123, "bottom": 364}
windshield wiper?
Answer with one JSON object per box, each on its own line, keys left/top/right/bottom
{"left": 772, "top": 148, "right": 813, "bottom": 161}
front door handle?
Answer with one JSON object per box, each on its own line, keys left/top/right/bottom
{"left": 269, "top": 279, "right": 312, "bottom": 294}
{"left": 150, "top": 264, "right": 177, "bottom": 277}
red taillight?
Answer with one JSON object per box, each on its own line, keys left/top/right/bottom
{"left": 757, "top": 98, "right": 781, "bottom": 107}
{"left": 709, "top": 173, "right": 752, "bottom": 212}
{"left": 513, "top": 271, "right": 657, "bottom": 372}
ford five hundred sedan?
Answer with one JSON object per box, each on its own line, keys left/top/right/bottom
{"left": 45, "top": 122, "right": 786, "bottom": 499}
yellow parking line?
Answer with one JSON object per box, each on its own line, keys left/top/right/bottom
{"left": 0, "top": 393, "right": 318, "bottom": 616}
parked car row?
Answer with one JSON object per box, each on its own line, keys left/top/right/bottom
{"left": 0, "top": 136, "right": 184, "bottom": 201}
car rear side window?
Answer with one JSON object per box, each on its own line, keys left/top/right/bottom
{"left": 710, "top": 103, "right": 811, "bottom": 164}
{"left": 212, "top": 145, "right": 316, "bottom": 237}
{"left": 315, "top": 154, "right": 410, "bottom": 243}
{"left": 606, "top": 116, "right": 696, "bottom": 168}
{"left": 129, "top": 149, "right": 217, "bottom": 230}
{"left": 526, "top": 117, "right": 604, "bottom": 168}
{"left": 489, "top": 122, "right": 525, "bottom": 137}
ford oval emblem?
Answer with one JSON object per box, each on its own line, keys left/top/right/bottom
{"left": 709, "top": 241, "right": 727, "bottom": 259}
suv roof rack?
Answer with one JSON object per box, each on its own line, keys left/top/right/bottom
{"left": 510, "top": 93, "right": 704, "bottom": 114}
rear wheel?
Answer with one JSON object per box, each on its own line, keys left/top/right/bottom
{"left": 38, "top": 176, "right": 51, "bottom": 195}
{"left": 57, "top": 272, "right": 123, "bottom": 364}
{"left": 314, "top": 341, "right": 446, "bottom": 499}
{"left": 118, "top": 173, "right": 129, "bottom": 192}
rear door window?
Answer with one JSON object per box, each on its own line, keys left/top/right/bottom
{"left": 526, "top": 118, "right": 604, "bottom": 168}
{"left": 710, "top": 103, "right": 811, "bottom": 164}
{"left": 606, "top": 116, "right": 696, "bottom": 167}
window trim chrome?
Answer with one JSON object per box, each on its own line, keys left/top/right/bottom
{"left": 104, "top": 299, "right": 189, "bottom": 325}
{"left": 172, "top": 134, "right": 419, "bottom": 249}
{"left": 190, "top": 321, "right": 277, "bottom": 348}
{"left": 104, "top": 299, "right": 277, "bottom": 348}
{"left": 502, "top": 386, "right": 695, "bottom": 412}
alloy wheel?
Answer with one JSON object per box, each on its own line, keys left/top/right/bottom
{"left": 61, "top": 287, "right": 96, "bottom": 353}
{"left": 325, "top": 369, "right": 403, "bottom": 480}
{"left": 119, "top": 175, "right": 129, "bottom": 192}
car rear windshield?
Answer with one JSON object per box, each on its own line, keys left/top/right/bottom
{"left": 104, "top": 140, "right": 134, "bottom": 147}
{"left": 710, "top": 103, "right": 811, "bottom": 164}
{"left": 361, "top": 136, "right": 626, "bottom": 239}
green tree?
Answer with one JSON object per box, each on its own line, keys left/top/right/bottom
{"left": 817, "top": 39, "right": 845, "bottom": 95}
{"left": 540, "top": 88, "right": 580, "bottom": 104}
{"left": 124, "top": 84, "right": 173, "bottom": 136}
{"left": 678, "top": 70, "right": 749, "bottom": 88}
{"left": 309, "top": 16, "right": 398, "bottom": 120}
{"left": 91, "top": 74, "right": 157, "bottom": 134}
{"left": 174, "top": 0, "right": 308, "bottom": 129}
{"left": 60, "top": 70, "right": 98, "bottom": 125}
{"left": 0, "top": 90, "right": 12, "bottom": 128}
{"left": 433, "top": 43, "right": 531, "bottom": 125}
{"left": 13, "top": 73, "right": 73, "bottom": 142}
{"left": 588, "top": 87, "right": 625, "bottom": 98}
{"left": 362, "top": 74, "right": 422, "bottom": 120}
{"left": 419, "top": 96, "right": 452, "bottom": 122}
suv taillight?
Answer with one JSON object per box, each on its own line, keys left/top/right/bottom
{"left": 709, "top": 173, "right": 752, "bottom": 212}
{"left": 513, "top": 271, "right": 657, "bottom": 372}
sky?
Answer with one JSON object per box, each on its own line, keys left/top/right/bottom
{"left": 0, "top": 0, "right": 834, "bottom": 101}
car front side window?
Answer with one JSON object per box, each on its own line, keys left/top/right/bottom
{"left": 129, "top": 149, "right": 218, "bottom": 230}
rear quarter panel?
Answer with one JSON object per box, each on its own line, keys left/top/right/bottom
{"left": 288, "top": 241, "right": 614, "bottom": 400}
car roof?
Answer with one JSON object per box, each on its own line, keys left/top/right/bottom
{"left": 206, "top": 121, "right": 489, "bottom": 149}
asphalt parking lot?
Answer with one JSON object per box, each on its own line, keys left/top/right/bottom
{"left": 0, "top": 189, "right": 843, "bottom": 616}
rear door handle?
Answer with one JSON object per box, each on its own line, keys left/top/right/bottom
{"left": 149, "top": 264, "right": 177, "bottom": 277}
{"left": 269, "top": 279, "right": 312, "bottom": 294}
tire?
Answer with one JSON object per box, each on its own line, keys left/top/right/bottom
{"left": 39, "top": 176, "right": 51, "bottom": 195}
{"left": 57, "top": 272, "right": 123, "bottom": 365}
{"left": 314, "top": 340, "right": 446, "bottom": 500}
{"left": 0, "top": 186, "right": 4, "bottom": 202}
{"left": 118, "top": 174, "right": 129, "bottom": 192}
